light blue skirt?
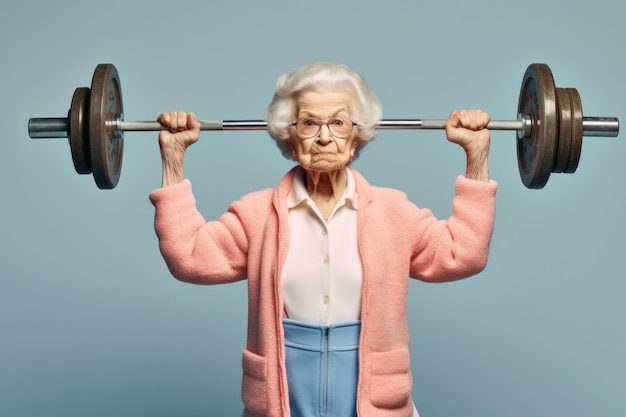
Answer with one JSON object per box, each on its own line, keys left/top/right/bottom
{"left": 283, "top": 318, "right": 361, "bottom": 417}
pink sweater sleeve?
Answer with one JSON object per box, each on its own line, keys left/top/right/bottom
{"left": 149, "top": 180, "right": 248, "bottom": 284}
{"left": 409, "top": 176, "right": 497, "bottom": 282}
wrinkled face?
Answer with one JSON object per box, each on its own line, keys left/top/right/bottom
{"left": 289, "top": 90, "right": 358, "bottom": 174}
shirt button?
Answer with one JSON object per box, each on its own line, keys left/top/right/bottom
{"left": 321, "top": 228, "right": 327, "bottom": 236}
{"left": 322, "top": 256, "right": 329, "bottom": 264}
{"left": 323, "top": 296, "right": 330, "bottom": 305}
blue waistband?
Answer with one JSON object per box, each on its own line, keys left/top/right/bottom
{"left": 283, "top": 318, "right": 361, "bottom": 351}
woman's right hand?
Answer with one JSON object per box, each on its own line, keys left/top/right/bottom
{"left": 157, "top": 111, "right": 201, "bottom": 187}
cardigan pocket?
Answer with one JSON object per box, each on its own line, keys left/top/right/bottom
{"left": 241, "top": 348, "right": 268, "bottom": 415}
{"left": 368, "top": 348, "right": 412, "bottom": 411}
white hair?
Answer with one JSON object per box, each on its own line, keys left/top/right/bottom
{"left": 265, "top": 62, "right": 383, "bottom": 160}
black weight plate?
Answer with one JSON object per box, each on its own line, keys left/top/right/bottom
{"left": 564, "top": 88, "right": 583, "bottom": 174}
{"left": 69, "top": 87, "right": 92, "bottom": 174}
{"left": 517, "top": 63, "right": 558, "bottom": 189}
{"left": 553, "top": 88, "right": 572, "bottom": 173}
{"left": 89, "top": 64, "right": 124, "bottom": 189}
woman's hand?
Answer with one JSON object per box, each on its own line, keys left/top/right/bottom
{"left": 157, "top": 111, "right": 201, "bottom": 187}
{"left": 158, "top": 111, "right": 201, "bottom": 153}
{"left": 445, "top": 109, "right": 491, "bottom": 182}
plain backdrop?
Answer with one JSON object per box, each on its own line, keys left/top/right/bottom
{"left": 1, "top": 1, "right": 625, "bottom": 416}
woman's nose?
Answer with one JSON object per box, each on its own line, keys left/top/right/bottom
{"left": 317, "top": 124, "right": 332, "bottom": 144}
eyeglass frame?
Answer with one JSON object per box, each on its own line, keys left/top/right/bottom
{"left": 289, "top": 116, "right": 358, "bottom": 139}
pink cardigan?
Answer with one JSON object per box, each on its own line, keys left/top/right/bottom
{"left": 149, "top": 167, "right": 497, "bottom": 417}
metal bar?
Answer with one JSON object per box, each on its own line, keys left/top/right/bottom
{"left": 28, "top": 118, "right": 69, "bottom": 138}
{"left": 28, "top": 116, "right": 620, "bottom": 138}
{"left": 582, "top": 117, "right": 621, "bottom": 137}
{"left": 119, "top": 119, "right": 525, "bottom": 132}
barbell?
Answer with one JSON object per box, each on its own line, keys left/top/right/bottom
{"left": 28, "top": 63, "right": 619, "bottom": 189}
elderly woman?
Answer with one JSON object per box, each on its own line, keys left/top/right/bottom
{"left": 149, "top": 62, "right": 496, "bottom": 417}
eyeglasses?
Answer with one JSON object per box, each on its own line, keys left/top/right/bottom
{"left": 290, "top": 117, "right": 357, "bottom": 139}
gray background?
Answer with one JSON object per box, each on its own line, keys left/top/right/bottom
{"left": 1, "top": 0, "right": 624, "bottom": 416}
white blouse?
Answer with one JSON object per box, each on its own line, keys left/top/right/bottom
{"left": 281, "top": 167, "right": 362, "bottom": 326}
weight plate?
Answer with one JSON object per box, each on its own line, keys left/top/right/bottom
{"left": 553, "top": 88, "right": 572, "bottom": 173}
{"left": 69, "top": 87, "right": 92, "bottom": 174}
{"left": 89, "top": 63, "right": 124, "bottom": 189}
{"left": 564, "top": 88, "right": 583, "bottom": 173}
{"left": 517, "top": 63, "right": 558, "bottom": 189}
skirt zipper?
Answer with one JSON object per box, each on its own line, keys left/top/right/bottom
{"left": 323, "top": 325, "right": 329, "bottom": 415}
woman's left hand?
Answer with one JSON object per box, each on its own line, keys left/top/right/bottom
{"left": 445, "top": 109, "right": 491, "bottom": 182}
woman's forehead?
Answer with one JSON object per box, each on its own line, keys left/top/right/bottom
{"left": 296, "top": 90, "right": 353, "bottom": 114}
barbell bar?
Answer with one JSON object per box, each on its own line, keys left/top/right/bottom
{"left": 32, "top": 115, "right": 619, "bottom": 137}
{"left": 28, "top": 63, "right": 619, "bottom": 190}
{"left": 30, "top": 118, "right": 531, "bottom": 136}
